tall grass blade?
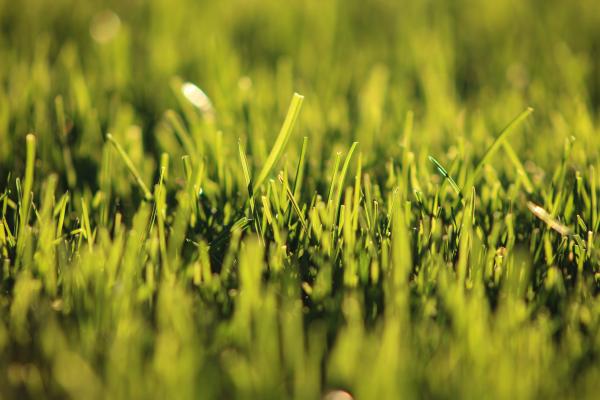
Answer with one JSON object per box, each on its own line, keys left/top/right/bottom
{"left": 254, "top": 93, "right": 304, "bottom": 190}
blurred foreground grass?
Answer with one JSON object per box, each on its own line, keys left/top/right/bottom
{"left": 1, "top": 0, "right": 600, "bottom": 398}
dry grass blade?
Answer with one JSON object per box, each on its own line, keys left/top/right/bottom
{"left": 527, "top": 201, "right": 571, "bottom": 236}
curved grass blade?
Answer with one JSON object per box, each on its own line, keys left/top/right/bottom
{"left": 254, "top": 93, "right": 304, "bottom": 190}
{"left": 474, "top": 107, "right": 533, "bottom": 177}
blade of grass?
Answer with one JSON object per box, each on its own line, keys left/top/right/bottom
{"left": 591, "top": 165, "right": 597, "bottom": 230}
{"left": 327, "top": 152, "right": 342, "bottom": 204}
{"left": 501, "top": 141, "right": 534, "bottom": 193}
{"left": 527, "top": 201, "right": 571, "bottom": 236}
{"left": 334, "top": 142, "right": 358, "bottom": 223}
{"left": 254, "top": 93, "right": 304, "bottom": 190}
{"left": 106, "top": 133, "right": 153, "bottom": 201}
{"left": 238, "top": 140, "right": 262, "bottom": 237}
{"left": 278, "top": 174, "right": 307, "bottom": 232}
{"left": 428, "top": 155, "right": 462, "bottom": 198}
{"left": 261, "top": 195, "right": 282, "bottom": 244}
{"left": 16, "top": 134, "right": 36, "bottom": 266}
{"left": 352, "top": 153, "right": 363, "bottom": 232}
{"left": 286, "top": 137, "right": 307, "bottom": 226}
{"left": 19, "top": 134, "right": 36, "bottom": 233}
{"left": 473, "top": 107, "right": 534, "bottom": 178}
{"left": 55, "top": 192, "right": 69, "bottom": 238}
{"left": 165, "top": 110, "right": 197, "bottom": 158}
{"left": 238, "top": 140, "right": 254, "bottom": 201}
{"left": 292, "top": 136, "right": 308, "bottom": 200}
{"left": 81, "top": 198, "right": 93, "bottom": 251}
{"left": 154, "top": 170, "right": 169, "bottom": 272}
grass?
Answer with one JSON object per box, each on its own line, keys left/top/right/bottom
{"left": 1, "top": 0, "right": 600, "bottom": 398}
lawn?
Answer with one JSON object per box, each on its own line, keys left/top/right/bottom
{"left": 1, "top": 0, "right": 599, "bottom": 398}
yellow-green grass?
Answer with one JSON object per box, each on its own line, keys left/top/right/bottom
{"left": 1, "top": 0, "right": 600, "bottom": 398}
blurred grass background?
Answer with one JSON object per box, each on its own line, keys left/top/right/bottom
{"left": 1, "top": 0, "right": 600, "bottom": 398}
{"left": 1, "top": 0, "right": 599, "bottom": 178}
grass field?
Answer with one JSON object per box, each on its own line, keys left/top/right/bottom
{"left": 1, "top": 0, "right": 600, "bottom": 398}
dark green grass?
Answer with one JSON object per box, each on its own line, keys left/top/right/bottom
{"left": 1, "top": 0, "right": 600, "bottom": 398}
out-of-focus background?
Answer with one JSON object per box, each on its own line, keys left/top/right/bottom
{"left": 1, "top": 0, "right": 599, "bottom": 180}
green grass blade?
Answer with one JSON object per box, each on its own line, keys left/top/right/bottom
{"left": 351, "top": 153, "right": 363, "bottom": 232}
{"left": 474, "top": 107, "right": 534, "bottom": 177}
{"left": 17, "top": 133, "right": 36, "bottom": 267}
{"left": 165, "top": 110, "right": 197, "bottom": 157}
{"left": 327, "top": 152, "right": 342, "bottom": 204}
{"left": 428, "top": 155, "right": 462, "bottom": 197}
{"left": 55, "top": 192, "right": 69, "bottom": 238}
{"left": 238, "top": 140, "right": 256, "bottom": 213}
{"left": 334, "top": 142, "right": 358, "bottom": 222}
{"left": 501, "top": 141, "right": 534, "bottom": 193}
{"left": 19, "top": 134, "right": 36, "bottom": 232}
{"left": 292, "top": 136, "right": 308, "bottom": 200}
{"left": 254, "top": 93, "right": 304, "bottom": 190}
{"left": 81, "top": 198, "right": 93, "bottom": 251}
{"left": 279, "top": 174, "right": 307, "bottom": 232}
{"left": 106, "top": 133, "right": 153, "bottom": 201}
{"left": 238, "top": 140, "right": 253, "bottom": 197}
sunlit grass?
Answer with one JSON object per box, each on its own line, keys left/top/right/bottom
{"left": 1, "top": 0, "right": 600, "bottom": 398}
